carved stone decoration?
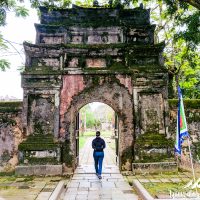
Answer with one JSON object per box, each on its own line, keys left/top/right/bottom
{"left": 40, "top": 35, "right": 64, "bottom": 44}
{"left": 86, "top": 58, "right": 106, "bottom": 68}
{"left": 27, "top": 94, "right": 55, "bottom": 135}
{"left": 139, "top": 93, "right": 164, "bottom": 134}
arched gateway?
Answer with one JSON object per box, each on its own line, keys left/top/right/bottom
{"left": 20, "top": 4, "right": 168, "bottom": 173}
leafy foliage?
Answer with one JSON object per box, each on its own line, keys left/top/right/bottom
{"left": 131, "top": 0, "right": 200, "bottom": 98}
{"left": 0, "top": 0, "right": 29, "bottom": 71}
{"left": 15, "top": 5, "right": 29, "bottom": 17}
{"left": 0, "top": 0, "right": 29, "bottom": 25}
{"left": 29, "top": 0, "right": 71, "bottom": 9}
{"left": 0, "top": 59, "right": 10, "bottom": 71}
{"left": 80, "top": 103, "right": 114, "bottom": 133}
{"left": 80, "top": 104, "right": 101, "bottom": 130}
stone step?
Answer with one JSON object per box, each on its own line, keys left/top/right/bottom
{"left": 15, "top": 165, "right": 62, "bottom": 176}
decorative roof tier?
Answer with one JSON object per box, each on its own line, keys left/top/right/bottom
{"left": 23, "top": 5, "right": 165, "bottom": 74}
{"left": 33, "top": 5, "right": 155, "bottom": 45}
{"left": 39, "top": 5, "right": 150, "bottom": 26}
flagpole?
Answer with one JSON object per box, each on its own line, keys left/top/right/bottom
{"left": 176, "top": 85, "right": 196, "bottom": 184}
{"left": 187, "top": 137, "right": 196, "bottom": 183}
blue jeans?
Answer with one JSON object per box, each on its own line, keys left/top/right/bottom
{"left": 93, "top": 151, "right": 104, "bottom": 175}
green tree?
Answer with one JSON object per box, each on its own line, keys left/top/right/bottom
{"left": 29, "top": 0, "right": 71, "bottom": 9}
{"left": 130, "top": 0, "right": 200, "bottom": 98}
{"left": 0, "top": 0, "right": 29, "bottom": 71}
{"left": 74, "top": 0, "right": 199, "bottom": 98}
{"left": 80, "top": 104, "right": 101, "bottom": 134}
{"left": 0, "top": 0, "right": 73, "bottom": 71}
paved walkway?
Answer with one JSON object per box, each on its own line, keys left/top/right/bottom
{"left": 61, "top": 137, "right": 138, "bottom": 200}
{"left": 0, "top": 176, "right": 66, "bottom": 200}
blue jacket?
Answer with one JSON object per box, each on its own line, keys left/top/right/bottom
{"left": 92, "top": 137, "right": 106, "bottom": 152}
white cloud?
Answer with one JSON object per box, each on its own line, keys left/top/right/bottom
{"left": 0, "top": 72, "right": 23, "bottom": 99}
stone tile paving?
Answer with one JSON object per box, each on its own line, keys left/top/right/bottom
{"left": 61, "top": 137, "right": 138, "bottom": 200}
{"left": 0, "top": 176, "right": 68, "bottom": 200}
{"left": 62, "top": 136, "right": 200, "bottom": 200}
{"left": 61, "top": 165, "right": 138, "bottom": 200}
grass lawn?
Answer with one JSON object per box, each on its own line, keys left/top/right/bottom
{"left": 80, "top": 131, "right": 114, "bottom": 137}
{"left": 124, "top": 171, "right": 200, "bottom": 198}
{"left": 79, "top": 136, "right": 87, "bottom": 149}
{"left": 143, "top": 182, "right": 187, "bottom": 197}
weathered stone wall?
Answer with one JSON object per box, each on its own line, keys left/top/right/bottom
{"left": 0, "top": 102, "right": 23, "bottom": 168}
{"left": 27, "top": 94, "right": 55, "bottom": 135}
{"left": 132, "top": 99, "right": 200, "bottom": 164}
{"left": 19, "top": 4, "right": 169, "bottom": 172}
{"left": 36, "top": 5, "right": 154, "bottom": 45}
{"left": 17, "top": 5, "right": 171, "bottom": 172}
{"left": 1, "top": 99, "right": 200, "bottom": 169}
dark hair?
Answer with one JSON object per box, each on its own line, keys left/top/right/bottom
{"left": 96, "top": 131, "right": 100, "bottom": 136}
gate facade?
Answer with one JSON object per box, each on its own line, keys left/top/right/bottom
{"left": 20, "top": 4, "right": 169, "bottom": 172}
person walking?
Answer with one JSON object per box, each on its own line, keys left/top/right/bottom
{"left": 92, "top": 131, "right": 106, "bottom": 179}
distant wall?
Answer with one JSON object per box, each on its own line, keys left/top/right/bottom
{"left": 0, "top": 100, "right": 200, "bottom": 168}
{"left": 0, "top": 102, "right": 23, "bottom": 167}
{"left": 169, "top": 99, "right": 200, "bottom": 160}
{"left": 169, "top": 99, "right": 200, "bottom": 138}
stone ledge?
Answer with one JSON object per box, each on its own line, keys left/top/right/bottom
{"left": 132, "top": 162, "right": 178, "bottom": 174}
{"left": 133, "top": 179, "right": 154, "bottom": 200}
{"left": 133, "top": 179, "right": 192, "bottom": 200}
{"left": 15, "top": 165, "right": 62, "bottom": 176}
{"left": 49, "top": 180, "right": 65, "bottom": 200}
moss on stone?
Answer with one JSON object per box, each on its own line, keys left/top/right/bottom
{"left": 18, "top": 134, "right": 59, "bottom": 151}
{"left": 23, "top": 69, "right": 62, "bottom": 75}
{"left": 135, "top": 133, "right": 174, "bottom": 148}
{"left": 135, "top": 133, "right": 174, "bottom": 163}
{"left": 0, "top": 116, "right": 17, "bottom": 126}
{"left": 109, "top": 61, "right": 125, "bottom": 70}
{"left": 186, "top": 111, "right": 200, "bottom": 123}
{"left": 121, "top": 146, "right": 133, "bottom": 167}
{"left": 33, "top": 121, "right": 45, "bottom": 135}
{"left": 169, "top": 99, "right": 200, "bottom": 109}
{"left": 24, "top": 65, "right": 60, "bottom": 74}
{"left": 91, "top": 76, "right": 101, "bottom": 85}
{"left": 192, "top": 141, "right": 200, "bottom": 160}
{"left": 61, "top": 141, "right": 73, "bottom": 167}
{"left": 25, "top": 41, "right": 164, "bottom": 51}
{"left": 27, "top": 157, "right": 59, "bottom": 165}
{"left": 0, "top": 101, "right": 22, "bottom": 113}
{"left": 18, "top": 134, "right": 60, "bottom": 165}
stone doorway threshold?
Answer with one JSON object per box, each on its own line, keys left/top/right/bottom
{"left": 75, "top": 164, "right": 120, "bottom": 174}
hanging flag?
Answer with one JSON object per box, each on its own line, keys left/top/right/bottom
{"left": 175, "top": 86, "right": 189, "bottom": 155}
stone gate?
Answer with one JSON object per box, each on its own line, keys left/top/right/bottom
{"left": 20, "top": 4, "right": 169, "bottom": 172}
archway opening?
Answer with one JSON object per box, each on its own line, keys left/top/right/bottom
{"left": 76, "top": 102, "right": 119, "bottom": 168}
